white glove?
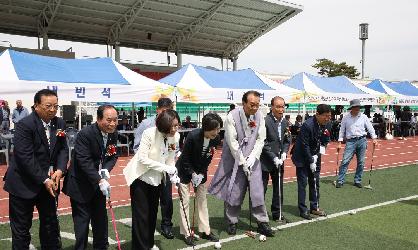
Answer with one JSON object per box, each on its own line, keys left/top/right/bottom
{"left": 281, "top": 153, "right": 287, "bottom": 161}
{"left": 246, "top": 155, "right": 256, "bottom": 169}
{"left": 165, "top": 165, "right": 178, "bottom": 175}
{"left": 99, "top": 179, "right": 111, "bottom": 198}
{"left": 242, "top": 164, "right": 251, "bottom": 178}
{"left": 176, "top": 151, "right": 182, "bottom": 158}
{"left": 191, "top": 173, "right": 204, "bottom": 187}
{"left": 99, "top": 169, "right": 110, "bottom": 180}
{"left": 310, "top": 163, "right": 317, "bottom": 173}
{"left": 169, "top": 174, "right": 180, "bottom": 184}
{"left": 273, "top": 157, "right": 283, "bottom": 168}
{"left": 312, "top": 155, "right": 318, "bottom": 164}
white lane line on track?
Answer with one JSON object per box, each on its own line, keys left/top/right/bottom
{"left": 1, "top": 162, "right": 417, "bottom": 224}
{"left": 178, "top": 194, "right": 418, "bottom": 250}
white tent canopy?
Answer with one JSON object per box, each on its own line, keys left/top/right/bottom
{"left": 159, "top": 64, "right": 298, "bottom": 104}
{"left": 0, "top": 49, "right": 174, "bottom": 103}
{"left": 281, "top": 72, "right": 381, "bottom": 105}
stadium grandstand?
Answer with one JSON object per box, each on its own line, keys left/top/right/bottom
{"left": 0, "top": 0, "right": 302, "bottom": 79}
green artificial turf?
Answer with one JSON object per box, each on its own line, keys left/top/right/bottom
{"left": 1, "top": 164, "right": 417, "bottom": 249}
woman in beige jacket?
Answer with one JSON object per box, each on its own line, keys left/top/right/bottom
{"left": 123, "top": 109, "right": 180, "bottom": 250}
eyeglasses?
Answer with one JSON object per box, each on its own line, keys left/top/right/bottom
{"left": 41, "top": 104, "right": 60, "bottom": 110}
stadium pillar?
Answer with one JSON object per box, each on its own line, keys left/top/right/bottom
{"left": 115, "top": 44, "right": 121, "bottom": 62}
{"left": 177, "top": 52, "right": 182, "bottom": 69}
{"left": 232, "top": 58, "right": 238, "bottom": 71}
{"left": 42, "top": 33, "right": 49, "bottom": 50}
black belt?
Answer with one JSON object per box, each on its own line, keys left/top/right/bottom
{"left": 347, "top": 135, "right": 366, "bottom": 141}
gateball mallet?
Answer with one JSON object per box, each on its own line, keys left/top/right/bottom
{"left": 364, "top": 142, "right": 376, "bottom": 190}
{"left": 244, "top": 172, "right": 257, "bottom": 239}
{"left": 333, "top": 147, "right": 340, "bottom": 186}
{"left": 101, "top": 171, "right": 122, "bottom": 250}
{"left": 177, "top": 183, "right": 195, "bottom": 250}
{"left": 49, "top": 166, "right": 62, "bottom": 246}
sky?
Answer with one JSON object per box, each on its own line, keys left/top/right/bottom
{"left": 1, "top": 0, "right": 417, "bottom": 81}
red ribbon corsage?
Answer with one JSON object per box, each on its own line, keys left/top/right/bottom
{"left": 323, "top": 129, "right": 330, "bottom": 137}
{"left": 248, "top": 120, "right": 257, "bottom": 128}
{"left": 210, "top": 147, "right": 216, "bottom": 156}
{"left": 105, "top": 144, "right": 117, "bottom": 156}
{"left": 56, "top": 129, "right": 66, "bottom": 138}
{"left": 168, "top": 143, "right": 176, "bottom": 152}
{"left": 284, "top": 126, "right": 290, "bottom": 137}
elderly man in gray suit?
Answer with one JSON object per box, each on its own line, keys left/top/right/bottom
{"left": 260, "top": 96, "right": 291, "bottom": 223}
{"left": 208, "top": 90, "right": 274, "bottom": 237}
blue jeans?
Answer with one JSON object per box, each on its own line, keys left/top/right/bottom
{"left": 337, "top": 137, "right": 367, "bottom": 184}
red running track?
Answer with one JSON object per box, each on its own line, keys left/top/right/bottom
{"left": 1, "top": 138, "right": 417, "bottom": 223}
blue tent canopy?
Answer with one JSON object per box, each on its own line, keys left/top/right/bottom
{"left": 193, "top": 66, "right": 272, "bottom": 90}
{"left": 306, "top": 74, "right": 365, "bottom": 94}
{"left": 160, "top": 64, "right": 273, "bottom": 90}
{"left": 283, "top": 72, "right": 366, "bottom": 94}
{"left": 9, "top": 50, "right": 129, "bottom": 84}
{"left": 159, "top": 64, "right": 188, "bottom": 87}
{"left": 366, "top": 79, "right": 387, "bottom": 94}
{"left": 282, "top": 72, "right": 305, "bottom": 90}
{"left": 366, "top": 79, "right": 418, "bottom": 96}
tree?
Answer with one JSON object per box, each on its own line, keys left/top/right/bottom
{"left": 312, "top": 58, "right": 360, "bottom": 78}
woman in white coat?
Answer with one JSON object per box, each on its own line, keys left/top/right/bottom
{"left": 123, "top": 109, "right": 180, "bottom": 250}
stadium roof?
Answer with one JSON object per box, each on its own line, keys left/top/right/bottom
{"left": 0, "top": 0, "right": 302, "bottom": 58}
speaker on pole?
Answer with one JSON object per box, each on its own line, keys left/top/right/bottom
{"left": 62, "top": 105, "right": 76, "bottom": 122}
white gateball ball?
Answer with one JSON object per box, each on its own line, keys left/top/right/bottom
{"left": 259, "top": 235, "right": 267, "bottom": 242}
{"left": 214, "top": 241, "right": 222, "bottom": 249}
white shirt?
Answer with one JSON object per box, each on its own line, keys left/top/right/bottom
{"left": 338, "top": 112, "right": 377, "bottom": 141}
{"left": 273, "top": 115, "right": 284, "bottom": 141}
{"left": 41, "top": 120, "right": 51, "bottom": 145}
{"left": 41, "top": 119, "right": 51, "bottom": 184}
{"left": 202, "top": 137, "right": 210, "bottom": 156}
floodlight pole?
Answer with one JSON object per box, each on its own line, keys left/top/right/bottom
{"left": 360, "top": 38, "right": 366, "bottom": 79}
{"left": 359, "top": 23, "right": 369, "bottom": 79}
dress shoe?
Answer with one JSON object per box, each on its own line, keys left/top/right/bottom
{"left": 300, "top": 212, "right": 313, "bottom": 220}
{"left": 184, "top": 236, "right": 196, "bottom": 246}
{"left": 227, "top": 224, "right": 237, "bottom": 235}
{"left": 310, "top": 208, "right": 327, "bottom": 217}
{"left": 354, "top": 182, "right": 363, "bottom": 188}
{"left": 161, "top": 227, "right": 174, "bottom": 239}
{"left": 272, "top": 215, "right": 290, "bottom": 224}
{"left": 336, "top": 182, "right": 343, "bottom": 188}
{"left": 257, "top": 222, "right": 275, "bottom": 237}
{"left": 200, "top": 232, "right": 219, "bottom": 242}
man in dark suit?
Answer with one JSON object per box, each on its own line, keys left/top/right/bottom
{"left": 63, "top": 105, "right": 119, "bottom": 250}
{"left": 3, "top": 89, "right": 69, "bottom": 249}
{"left": 261, "top": 96, "right": 291, "bottom": 223}
{"left": 291, "top": 104, "right": 331, "bottom": 220}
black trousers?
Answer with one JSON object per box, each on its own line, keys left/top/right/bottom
{"left": 70, "top": 189, "right": 108, "bottom": 250}
{"left": 160, "top": 173, "right": 173, "bottom": 230}
{"left": 262, "top": 165, "right": 284, "bottom": 218}
{"left": 9, "top": 189, "right": 61, "bottom": 250}
{"left": 131, "top": 179, "right": 161, "bottom": 250}
{"left": 296, "top": 165, "right": 320, "bottom": 214}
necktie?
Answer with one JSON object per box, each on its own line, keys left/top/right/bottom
{"left": 103, "top": 133, "right": 108, "bottom": 149}
{"left": 44, "top": 124, "right": 50, "bottom": 146}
